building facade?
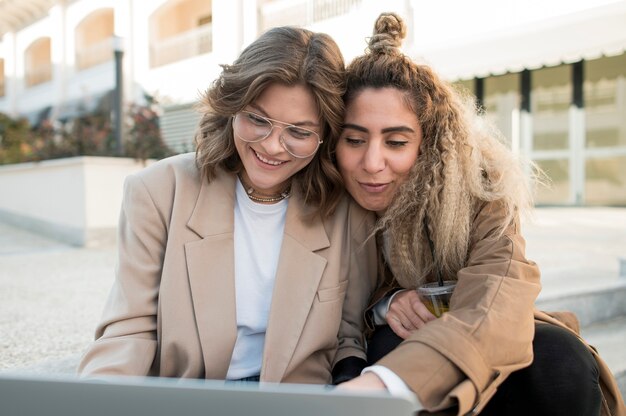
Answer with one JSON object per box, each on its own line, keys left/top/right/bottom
{"left": 0, "top": 0, "right": 625, "bottom": 205}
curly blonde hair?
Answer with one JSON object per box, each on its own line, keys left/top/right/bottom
{"left": 344, "top": 12, "right": 537, "bottom": 288}
{"left": 195, "top": 26, "right": 346, "bottom": 217}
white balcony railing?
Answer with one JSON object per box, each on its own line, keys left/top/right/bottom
{"left": 150, "top": 23, "right": 213, "bottom": 68}
{"left": 261, "top": 0, "right": 362, "bottom": 31}
{"left": 76, "top": 38, "right": 114, "bottom": 71}
{"left": 25, "top": 63, "right": 52, "bottom": 87}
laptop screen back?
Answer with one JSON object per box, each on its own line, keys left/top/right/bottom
{"left": 0, "top": 373, "right": 419, "bottom": 416}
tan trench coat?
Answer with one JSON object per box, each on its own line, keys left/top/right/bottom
{"left": 370, "top": 201, "right": 625, "bottom": 415}
{"left": 78, "top": 152, "right": 378, "bottom": 383}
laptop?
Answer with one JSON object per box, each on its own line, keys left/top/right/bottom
{"left": 0, "top": 373, "right": 420, "bottom": 416}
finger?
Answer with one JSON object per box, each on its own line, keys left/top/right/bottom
{"left": 415, "top": 293, "right": 439, "bottom": 322}
{"left": 411, "top": 301, "right": 437, "bottom": 327}
{"left": 404, "top": 307, "right": 427, "bottom": 329}
{"left": 388, "top": 292, "right": 427, "bottom": 330}
{"left": 387, "top": 293, "right": 415, "bottom": 320}
{"left": 387, "top": 308, "right": 417, "bottom": 332}
{"left": 388, "top": 316, "right": 411, "bottom": 339}
{"left": 400, "top": 291, "right": 429, "bottom": 328}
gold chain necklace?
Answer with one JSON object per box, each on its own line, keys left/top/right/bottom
{"left": 238, "top": 174, "right": 291, "bottom": 203}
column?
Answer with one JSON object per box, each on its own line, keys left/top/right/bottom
{"left": 49, "top": 3, "right": 67, "bottom": 119}
{"left": 241, "top": 0, "right": 259, "bottom": 48}
{"left": 114, "top": 0, "right": 133, "bottom": 103}
{"left": 212, "top": 0, "right": 244, "bottom": 64}
{"left": 474, "top": 77, "right": 484, "bottom": 113}
{"left": 519, "top": 69, "right": 533, "bottom": 179}
{"left": 570, "top": 60, "right": 585, "bottom": 205}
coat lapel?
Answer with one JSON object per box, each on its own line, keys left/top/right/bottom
{"left": 261, "top": 191, "right": 330, "bottom": 381}
{"left": 185, "top": 170, "right": 238, "bottom": 379}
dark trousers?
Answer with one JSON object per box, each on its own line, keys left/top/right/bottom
{"left": 367, "top": 323, "right": 602, "bottom": 416}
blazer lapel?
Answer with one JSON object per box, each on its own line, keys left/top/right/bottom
{"left": 185, "top": 170, "right": 238, "bottom": 379}
{"left": 261, "top": 191, "right": 330, "bottom": 381}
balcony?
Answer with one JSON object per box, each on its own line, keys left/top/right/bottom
{"left": 76, "top": 37, "right": 114, "bottom": 71}
{"left": 150, "top": 23, "right": 212, "bottom": 68}
{"left": 25, "top": 62, "right": 52, "bottom": 87}
{"left": 261, "top": 0, "right": 362, "bottom": 31}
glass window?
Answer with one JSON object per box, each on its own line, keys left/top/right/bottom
{"left": 484, "top": 73, "right": 519, "bottom": 147}
{"left": 585, "top": 156, "right": 626, "bottom": 205}
{"left": 585, "top": 53, "right": 626, "bottom": 148}
{"left": 535, "top": 159, "right": 570, "bottom": 205}
{"left": 532, "top": 65, "right": 570, "bottom": 151}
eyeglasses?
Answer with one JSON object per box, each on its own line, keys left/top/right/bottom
{"left": 232, "top": 111, "right": 322, "bottom": 158}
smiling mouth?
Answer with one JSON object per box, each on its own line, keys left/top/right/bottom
{"left": 359, "top": 182, "right": 389, "bottom": 193}
{"left": 253, "top": 149, "right": 287, "bottom": 166}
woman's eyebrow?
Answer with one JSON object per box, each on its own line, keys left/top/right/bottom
{"left": 343, "top": 123, "right": 368, "bottom": 132}
{"left": 247, "top": 103, "right": 267, "bottom": 116}
{"left": 381, "top": 126, "right": 415, "bottom": 134}
{"left": 248, "top": 103, "right": 318, "bottom": 127}
{"left": 343, "top": 124, "right": 415, "bottom": 134}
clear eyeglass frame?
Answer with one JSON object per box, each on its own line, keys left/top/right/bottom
{"left": 232, "top": 110, "right": 322, "bottom": 159}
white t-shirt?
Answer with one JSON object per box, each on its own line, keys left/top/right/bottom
{"left": 226, "top": 179, "right": 288, "bottom": 380}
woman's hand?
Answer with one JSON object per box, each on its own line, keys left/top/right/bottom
{"left": 387, "top": 290, "right": 436, "bottom": 339}
{"left": 335, "top": 372, "right": 387, "bottom": 391}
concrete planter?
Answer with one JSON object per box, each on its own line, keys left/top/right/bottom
{"left": 0, "top": 156, "right": 154, "bottom": 247}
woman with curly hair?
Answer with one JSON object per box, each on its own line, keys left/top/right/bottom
{"left": 78, "top": 26, "right": 378, "bottom": 384}
{"left": 335, "top": 12, "right": 624, "bottom": 416}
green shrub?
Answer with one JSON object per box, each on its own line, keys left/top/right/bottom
{"left": 0, "top": 101, "right": 174, "bottom": 165}
{"left": 0, "top": 113, "right": 31, "bottom": 164}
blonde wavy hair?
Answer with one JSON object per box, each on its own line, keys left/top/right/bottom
{"left": 344, "top": 12, "right": 538, "bottom": 288}
{"left": 195, "top": 26, "right": 346, "bottom": 217}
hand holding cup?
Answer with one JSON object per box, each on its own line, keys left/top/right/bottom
{"left": 386, "top": 290, "right": 437, "bottom": 339}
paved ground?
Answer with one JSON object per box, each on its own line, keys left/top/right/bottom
{"left": 0, "top": 206, "right": 625, "bottom": 374}
{"left": 525, "top": 207, "right": 626, "bottom": 300}
{"left": 0, "top": 223, "right": 114, "bottom": 373}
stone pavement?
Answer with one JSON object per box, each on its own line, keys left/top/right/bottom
{"left": 0, "top": 222, "right": 114, "bottom": 373}
{"left": 1, "top": 207, "right": 625, "bottom": 391}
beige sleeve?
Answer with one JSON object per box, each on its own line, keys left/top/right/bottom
{"left": 377, "top": 203, "right": 541, "bottom": 414}
{"left": 78, "top": 173, "right": 166, "bottom": 377}
{"left": 333, "top": 202, "right": 378, "bottom": 365}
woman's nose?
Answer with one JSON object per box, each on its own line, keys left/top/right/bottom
{"left": 362, "top": 142, "right": 385, "bottom": 173}
{"left": 263, "top": 126, "right": 286, "bottom": 154}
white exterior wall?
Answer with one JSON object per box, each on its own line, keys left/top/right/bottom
{"left": 0, "top": 157, "right": 151, "bottom": 246}
{"left": 2, "top": 0, "right": 622, "bottom": 116}
{"left": 134, "top": 0, "right": 245, "bottom": 103}
{"left": 0, "top": 158, "right": 86, "bottom": 229}
{"left": 0, "top": 32, "right": 17, "bottom": 115}
{"left": 1, "top": 0, "right": 625, "bottom": 237}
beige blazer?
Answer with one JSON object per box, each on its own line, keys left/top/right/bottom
{"left": 78, "top": 153, "right": 377, "bottom": 384}
{"left": 371, "top": 201, "right": 624, "bottom": 416}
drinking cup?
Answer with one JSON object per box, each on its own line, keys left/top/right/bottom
{"left": 417, "top": 280, "right": 456, "bottom": 317}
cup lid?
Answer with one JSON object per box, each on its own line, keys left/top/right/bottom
{"left": 417, "top": 280, "right": 456, "bottom": 294}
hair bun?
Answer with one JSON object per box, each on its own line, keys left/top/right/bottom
{"left": 368, "top": 12, "right": 406, "bottom": 55}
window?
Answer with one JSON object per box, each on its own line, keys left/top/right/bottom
{"left": 150, "top": 0, "right": 213, "bottom": 67}
{"left": 25, "top": 38, "right": 52, "bottom": 87}
{"left": 484, "top": 73, "right": 520, "bottom": 147}
{"left": 75, "top": 9, "right": 114, "bottom": 70}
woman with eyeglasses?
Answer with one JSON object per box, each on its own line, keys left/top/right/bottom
{"left": 77, "top": 26, "right": 378, "bottom": 384}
